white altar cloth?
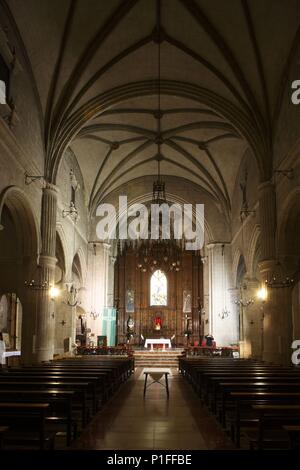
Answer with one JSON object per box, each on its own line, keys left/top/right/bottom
{"left": 144, "top": 338, "right": 171, "bottom": 350}
{"left": 0, "top": 349, "right": 21, "bottom": 365}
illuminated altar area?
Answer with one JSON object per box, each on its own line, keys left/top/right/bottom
{"left": 114, "top": 244, "right": 203, "bottom": 347}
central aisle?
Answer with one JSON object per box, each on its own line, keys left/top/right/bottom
{"left": 72, "top": 368, "right": 234, "bottom": 450}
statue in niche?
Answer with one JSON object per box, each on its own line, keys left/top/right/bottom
{"left": 183, "top": 290, "right": 192, "bottom": 313}
{"left": 154, "top": 314, "right": 162, "bottom": 330}
{"left": 126, "top": 289, "right": 134, "bottom": 313}
{"left": 127, "top": 315, "right": 135, "bottom": 332}
{"left": 126, "top": 316, "right": 135, "bottom": 343}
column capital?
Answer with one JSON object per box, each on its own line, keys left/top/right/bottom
{"left": 43, "top": 182, "right": 59, "bottom": 194}
{"left": 39, "top": 254, "right": 57, "bottom": 270}
{"left": 102, "top": 242, "right": 111, "bottom": 252}
{"left": 206, "top": 241, "right": 230, "bottom": 250}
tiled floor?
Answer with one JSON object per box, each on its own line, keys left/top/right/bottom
{"left": 72, "top": 368, "right": 234, "bottom": 450}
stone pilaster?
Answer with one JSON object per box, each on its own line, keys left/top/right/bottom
{"left": 258, "top": 181, "right": 293, "bottom": 364}
{"left": 87, "top": 242, "right": 112, "bottom": 339}
{"left": 35, "top": 183, "right": 58, "bottom": 362}
{"left": 258, "top": 181, "right": 276, "bottom": 261}
{"left": 207, "top": 242, "right": 238, "bottom": 346}
{"left": 259, "top": 260, "right": 293, "bottom": 364}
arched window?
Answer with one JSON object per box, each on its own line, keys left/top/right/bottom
{"left": 150, "top": 270, "right": 167, "bottom": 306}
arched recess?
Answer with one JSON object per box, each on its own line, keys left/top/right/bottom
{"left": 232, "top": 249, "right": 243, "bottom": 286}
{"left": 55, "top": 231, "right": 66, "bottom": 285}
{"left": 72, "top": 253, "right": 83, "bottom": 288}
{"left": 247, "top": 224, "right": 261, "bottom": 279}
{"left": 0, "top": 186, "right": 40, "bottom": 263}
{"left": 74, "top": 247, "right": 87, "bottom": 287}
{"left": 236, "top": 254, "right": 247, "bottom": 287}
{"left": 0, "top": 186, "right": 39, "bottom": 362}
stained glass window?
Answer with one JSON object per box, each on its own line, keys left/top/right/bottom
{"left": 150, "top": 270, "right": 167, "bottom": 306}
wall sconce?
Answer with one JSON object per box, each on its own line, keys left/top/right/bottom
{"left": 218, "top": 308, "right": 230, "bottom": 319}
{"left": 49, "top": 285, "right": 60, "bottom": 300}
{"left": 62, "top": 202, "right": 79, "bottom": 221}
{"left": 90, "top": 311, "right": 100, "bottom": 320}
{"left": 256, "top": 285, "right": 268, "bottom": 302}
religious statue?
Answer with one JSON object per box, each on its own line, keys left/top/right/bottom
{"left": 127, "top": 315, "right": 135, "bottom": 332}
{"left": 126, "top": 289, "right": 134, "bottom": 313}
{"left": 126, "top": 316, "right": 135, "bottom": 343}
{"left": 154, "top": 315, "right": 162, "bottom": 330}
{"left": 183, "top": 290, "right": 192, "bottom": 313}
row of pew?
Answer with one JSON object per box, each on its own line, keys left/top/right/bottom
{"left": 0, "top": 356, "right": 134, "bottom": 449}
{"left": 179, "top": 357, "right": 300, "bottom": 450}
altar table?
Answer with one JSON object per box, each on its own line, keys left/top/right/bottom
{"left": 1, "top": 350, "right": 21, "bottom": 365}
{"left": 144, "top": 339, "right": 171, "bottom": 350}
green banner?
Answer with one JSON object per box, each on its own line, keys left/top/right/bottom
{"left": 102, "top": 307, "right": 116, "bottom": 346}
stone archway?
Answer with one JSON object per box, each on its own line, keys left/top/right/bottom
{"left": 0, "top": 186, "right": 40, "bottom": 363}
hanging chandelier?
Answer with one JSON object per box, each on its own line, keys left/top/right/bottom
{"left": 133, "top": 1, "right": 183, "bottom": 274}
{"left": 264, "top": 261, "right": 294, "bottom": 289}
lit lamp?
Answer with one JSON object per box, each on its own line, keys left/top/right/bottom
{"left": 49, "top": 285, "right": 60, "bottom": 300}
{"left": 256, "top": 285, "right": 268, "bottom": 302}
{"left": 256, "top": 285, "right": 267, "bottom": 360}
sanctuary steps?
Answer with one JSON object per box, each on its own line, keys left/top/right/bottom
{"left": 133, "top": 349, "right": 184, "bottom": 368}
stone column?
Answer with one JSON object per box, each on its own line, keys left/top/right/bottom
{"left": 241, "top": 277, "right": 260, "bottom": 359}
{"left": 258, "top": 181, "right": 293, "bottom": 364}
{"left": 87, "top": 242, "right": 111, "bottom": 341}
{"left": 35, "top": 183, "right": 58, "bottom": 362}
{"left": 207, "top": 242, "right": 238, "bottom": 346}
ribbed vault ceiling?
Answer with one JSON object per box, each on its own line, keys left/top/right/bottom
{"left": 5, "top": 0, "right": 300, "bottom": 216}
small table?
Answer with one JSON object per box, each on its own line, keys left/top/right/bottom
{"left": 1, "top": 350, "right": 21, "bottom": 366}
{"left": 143, "top": 369, "right": 169, "bottom": 398}
{"left": 144, "top": 339, "right": 171, "bottom": 350}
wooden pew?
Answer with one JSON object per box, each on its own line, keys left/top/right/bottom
{"left": 0, "top": 389, "right": 75, "bottom": 446}
{"left": 180, "top": 357, "right": 300, "bottom": 450}
{"left": 228, "top": 392, "right": 300, "bottom": 447}
{"left": 206, "top": 374, "right": 300, "bottom": 411}
{"left": 0, "top": 373, "right": 100, "bottom": 414}
{"left": 249, "top": 404, "right": 300, "bottom": 450}
{"left": 0, "top": 357, "right": 133, "bottom": 450}
{"left": 219, "top": 382, "right": 300, "bottom": 428}
{"left": 0, "top": 403, "right": 52, "bottom": 450}
{"left": 0, "top": 381, "right": 89, "bottom": 426}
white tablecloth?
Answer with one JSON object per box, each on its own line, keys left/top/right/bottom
{"left": 0, "top": 350, "right": 21, "bottom": 365}
{"left": 144, "top": 339, "right": 171, "bottom": 350}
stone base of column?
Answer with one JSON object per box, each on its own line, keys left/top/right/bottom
{"left": 259, "top": 260, "right": 293, "bottom": 365}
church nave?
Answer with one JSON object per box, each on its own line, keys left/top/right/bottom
{"left": 72, "top": 367, "right": 233, "bottom": 451}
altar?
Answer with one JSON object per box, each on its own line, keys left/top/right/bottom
{"left": 144, "top": 338, "right": 171, "bottom": 350}
{"left": 0, "top": 350, "right": 21, "bottom": 365}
